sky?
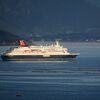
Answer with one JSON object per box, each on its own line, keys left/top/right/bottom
{"left": 0, "top": 0, "right": 100, "bottom": 35}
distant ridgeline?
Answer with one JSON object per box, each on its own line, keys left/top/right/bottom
{"left": 0, "top": 30, "right": 21, "bottom": 45}
{"left": 27, "top": 31, "right": 100, "bottom": 42}
{"left": 0, "top": 30, "right": 100, "bottom": 45}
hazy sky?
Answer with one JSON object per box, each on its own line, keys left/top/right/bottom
{"left": 0, "top": 0, "right": 100, "bottom": 34}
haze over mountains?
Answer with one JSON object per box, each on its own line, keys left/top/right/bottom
{"left": 0, "top": 0, "right": 100, "bottom": 42}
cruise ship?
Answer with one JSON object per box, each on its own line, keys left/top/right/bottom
{"left": 1, "top": 40, "right": 79, "bottom": 61}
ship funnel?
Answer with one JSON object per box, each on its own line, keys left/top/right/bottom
{"left": 19, "top": 40, "right": 25, "bottom": 46}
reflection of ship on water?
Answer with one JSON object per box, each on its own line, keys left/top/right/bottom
{"left": 1, "top": 40, "right": 79, "bottom": 61}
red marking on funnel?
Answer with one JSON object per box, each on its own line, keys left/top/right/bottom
{"left": 19, "top": 40, "right": 25, "bottom": 46}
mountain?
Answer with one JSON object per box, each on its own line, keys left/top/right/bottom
{"left": 30, "top": 0, "right": 100, "bottom": 33}
{"left": 0, "top": 30, "right": 100, "bottom": 44}
{"left": 0, "top": 30, "right": 21, "bottom": 44}
{"left": 28, "top": 31, "right": 100, "bottom": 42}
{"left": 0, "top": 0, "right": 100, "bottom": 42}
{"left": 0, "top": 0, "right": 100, "bottom": 34}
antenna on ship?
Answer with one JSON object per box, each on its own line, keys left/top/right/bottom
{"left": 55, "top": 41, "right": 59, "bottom": 46}
{"left": 55, "top": 39, "right": 61, "bottom": 47}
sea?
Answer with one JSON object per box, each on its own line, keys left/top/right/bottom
{"left": 0, "top": 42, "right": 100, "bottom": 100}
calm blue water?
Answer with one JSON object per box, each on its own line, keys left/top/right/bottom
{"left": 0, "top": 42, "right": 100, "bottom": 100}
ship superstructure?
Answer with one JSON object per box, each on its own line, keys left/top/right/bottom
{"left": 1, "top": 40, "right": 79, "bottom": 61}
